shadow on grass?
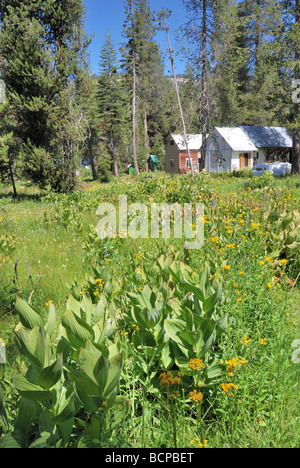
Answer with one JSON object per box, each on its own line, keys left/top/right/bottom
{"left": 0, "top": 191, "right": 43, "bottom": 202}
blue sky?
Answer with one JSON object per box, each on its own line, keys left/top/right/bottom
{"left": 83, "top": 0, "right": 188, "bottom": 76}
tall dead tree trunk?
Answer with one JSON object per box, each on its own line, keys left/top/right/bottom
{"left": 131, "top": 0, "right": 139, "bottom": 174}
{"left": 199, "top": 0, "right": 208, "bottom": 172}
{"left": 108, "top": 135, "right": 119, "bottom": 178}
{"left": 162, "top": 11, "right": 194, "bottom": 176}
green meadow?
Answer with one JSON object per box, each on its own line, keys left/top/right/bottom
{"left": 0, "top": 171, "right": 299, "bottom": 448}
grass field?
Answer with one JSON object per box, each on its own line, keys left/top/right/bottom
{"left": 0, "top": 171, "right": 299, "bottom": 448}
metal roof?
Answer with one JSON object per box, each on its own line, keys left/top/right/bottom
{"left": 215, "top": 127, "right": 258, "bottom": 151}
{"left": 171, "top": 134, "right": 203, "bottom": 150}
{"left": 240, "top": 126, "right": 293, "bottom": 148}
{"left": 149, "top": 155, "right": 158, "bottom": 163}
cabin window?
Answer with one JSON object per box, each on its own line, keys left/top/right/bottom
{"left": 186, "top": 158, "right": 191, "bottom": 168}
{"left": 170, "top": 158, "right": 175, "bottom": 168}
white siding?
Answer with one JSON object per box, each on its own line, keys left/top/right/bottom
{"left": 257, "top": 149, "right": 266, "bottom": 163}
{"left": 206, "top": 130, "right": 232, "bottom": 172}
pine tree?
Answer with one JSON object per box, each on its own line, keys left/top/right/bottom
{"left": 97, "top": 29, "right": 128, "bottom": 178}
{"left": 237, "top": 0, "right": 286, "bottom": 125}
{"left": 79, "top": 72, "right": 100, "bottom": 180}
{"left": 0, "top": 103, "right": 16, "bottom": 196}
{"left": 0, "top": 0, "right": 91, "bottom": 192}
{"left": 210, "top": 0, "right": 250, "bottom": 126}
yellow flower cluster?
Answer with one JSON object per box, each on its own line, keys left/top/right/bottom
{"left": 189, "top": 389, "right": 204, "bottom": 403}
{"left": 159, "top": 370, "right": 183, "bottom": 387}
{"left": 224, "top": 357, "right": 247, "bottom": 376}
{"left": 45, "top": 299, "right": 53, "bottom": 307}
{"left": 221, "top": 382, "right": 239, "bottom": 395}
{"left": 188, "top": 358, "right": 205, "bottom": 371}
{"left": 190, "top": 438, "right": 208, "bottom": 448}
{"left": 258, "top": 338, "right": 267, "bottom": 345}
{"left": 95, "top": 278, "right": 104, "bottom": 285}
{"left": 241, "top": 336, "right": 251, "bottom": 346}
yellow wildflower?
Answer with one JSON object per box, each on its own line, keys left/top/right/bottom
{"left": 189, "top": 358, "right": 205, "bottom": 371}
{"left": 221, "top": 382, "right": 239, "bottom": 395}
{"left": 225, "top": 357, "right": 247, "bottom": 376}
{"left": 241, "top": 336, "right": 251, "bottom": 346}
{"left": 159, "top": 371, "right": 183, "bottom": 387}
{"left": 189, "top": 389, "right": 204, "bottom": 403}
{"left": 258, "top": 338, "right": 267, "bottom": 345}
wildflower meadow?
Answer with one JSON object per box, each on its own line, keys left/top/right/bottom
{"left": 0, "top": 171, "right": 299, "bottom": 448}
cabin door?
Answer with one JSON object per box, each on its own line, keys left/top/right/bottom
{"left": 239, "top": 153, "right": 250, "bottom": 169}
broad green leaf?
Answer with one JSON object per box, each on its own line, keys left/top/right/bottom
{"left": 76, "top": 434, "right": 100, "bottom": 448}
{"left": 14, "top": 325, "right": 47, "bottom": 368}
{"left": 93, "top": 355, "right": 110, "bottom": 392}
{"left": 58, "top": 417, "right": 74, "bottom": 444}
{"left": 35, "top": 326, "right": 51, "bottom": 368}
{"left": 0, "top": 430, "right": 26, "bottom": 448}
{"left": 56, "top": 336, "right": 72, "bottom": 361}
{"left": 63, "top": 309, "right": 94, "bottom": 347}
{"left": 139, "top": 308, "right": 161, "bottom": 329}
{"left": 51, "top": 399, "right": 76, "bottom": 425}
{"left": 66, "top": 294, "right": 81, "bottom": 317}
{"left": 206, "top": 360, "right": 222, "bottom": 380}
{"left": 179, "top": 329, "right": 198, "bottom": 347}
{"left": 94, "top": 295, "right": 106, "bottom": 321}
{"left": 28, "top": 431, "right": 58, "bottom": 448}
{"left": 37, "top": 354, "right": 63, "bottom": 390}
{"left": 104, "top": 280, "right": 112, "bottom": 294}
{"left": 80, "top": 295, "right": 95, "bottom": 325}
{"left": 109, "top": 397, "right": 131, "bottom": 430}
{"left": 164, "top": 318, "right": 186, "bottom": 344}
{"left": 13, "top": 375, "right": 52, "bottom": 401}
{"left": 203, "top": 287, "right": 222, "bottom": 317}
{"left": 15, "top": 398, "right": 37, "bottom": 432}
{"left": 15, "top": 297, "right": 44, "bottom": 330}
{"left": 185, "top": 282, "right": 205, "bottom": 302}
{"left": 199, "top": 265, "right": 210, "bottom": 293}
{"left": 132, "top": 330, "right": 156, "bottom": 349}
{"left": 103, "top": 353, "right": 123, "bottom": 398}
{"left": 74, "top": 376, "right": 101, "bottom": 412}
{"left": 160, "top": 341, "right": 173, "bottom": 369}
{"left": 45, "top": 302, "right": 56, "bottom": 337}
{"left": 79, "top": 341, "right": 102, "bottom": 386}
{"left": 0, "top": 384, "right": 9, "bottom": 433}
